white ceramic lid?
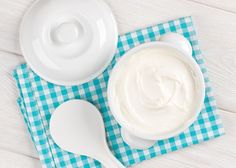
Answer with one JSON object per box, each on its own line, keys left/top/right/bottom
{"left": 20, "top": 0, "right": 118, "bottom": 85}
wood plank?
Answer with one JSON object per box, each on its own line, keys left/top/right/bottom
{"left": 0, "top": 149, "right": 40, "bottom": 168}
{"left": 104, "top": 0, "right": 236, "bottom": 112}
{"left": 0, "top": 106, "right": 234, "bottom": 168}
{"left": 0, "top": 51, "right": 234, "bottom": 167}
{"left": 187, "top": 0, "right": 236, "bottom": 13}
{"left": 0, "top": 0, "right": 236, "bottom": 112}
{"left": 0, "top": 0, "right": 35, "bottom": 54}
{"left": 0, "top": 51, "right": 38, "bottom": 158}
{"left": 0, "top": 1, "right": 235, "bottom": 167}
{"left": 134, "top": 110, "right": 236, "bottom": 168}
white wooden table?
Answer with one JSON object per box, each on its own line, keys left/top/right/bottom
{"left": 0, "top": 0, "right": 236, "bottom": 167}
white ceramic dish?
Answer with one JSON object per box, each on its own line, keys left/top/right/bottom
{"left": 107, "top": 33, "right": 205, "bottom": 149}
{"left": 20, "top": 0, "right": 118, "bottom": 85}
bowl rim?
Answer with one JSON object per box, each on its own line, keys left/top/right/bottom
{"left": 107, "top": 41, "right": 205, "bottom": 140}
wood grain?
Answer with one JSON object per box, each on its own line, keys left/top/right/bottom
{"left": 133, "top": 110, "right": 236, "bottom": 168}
{"left": 0, "top": 0, "right": 235, "bottom": 167}
{"left": 0, "top": 0, "right": 34, "bottom": 54}
{"left": 1, "top": 0, "right": 236, "bottom": 113}
{"left": 0, "top": 149, "right": 40, "bottom": 168}
{"left": 187, "top": 0, "right": 236, "bottom": 13}
{"left": 0, "top": 108, "right": 235, "bottom": 168}
{"left": 0, "top": 51, "right": 234, "bottom": 167}
{"left": 104, "top": 0, "right": 236, "bottom": 113}
{"left": 0, "top": 51, "right": 38, "bottom": 158}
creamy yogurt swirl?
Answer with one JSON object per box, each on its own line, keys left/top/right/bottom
{"left": 111, "top": 47, "right": 198, "bottom": 135}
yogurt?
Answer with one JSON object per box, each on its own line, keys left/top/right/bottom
{"left": 108, "top": 44, "right": 203, "bottom": 137}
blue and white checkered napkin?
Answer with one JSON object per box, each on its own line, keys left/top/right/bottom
{"left": 13, "top": 16, "right": 224, "bottom": 168}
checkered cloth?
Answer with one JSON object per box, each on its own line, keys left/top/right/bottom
{"left": 13, "top": 16, "right": 224, "bottom": 168}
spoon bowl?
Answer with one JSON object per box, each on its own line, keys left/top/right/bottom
{"left": 50, "top": 99, "right": 125, "bottom": 168}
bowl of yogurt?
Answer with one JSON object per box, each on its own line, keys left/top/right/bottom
{"left": 107, "top": 33, "right": 205, "bottom": 149}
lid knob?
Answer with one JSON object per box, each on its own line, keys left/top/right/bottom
{"left": 52, "top": 21, "right": 82, "bottom": 44}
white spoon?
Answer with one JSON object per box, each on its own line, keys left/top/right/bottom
{"left": 50, "top": 99, "right": 125, "bottom": 168}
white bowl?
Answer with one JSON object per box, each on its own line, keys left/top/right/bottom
{"left": 107, "top": 33, "right": 205, "bottom": 149}
{"left": 20, "top": 0, "right": 118, "bottom": 85}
